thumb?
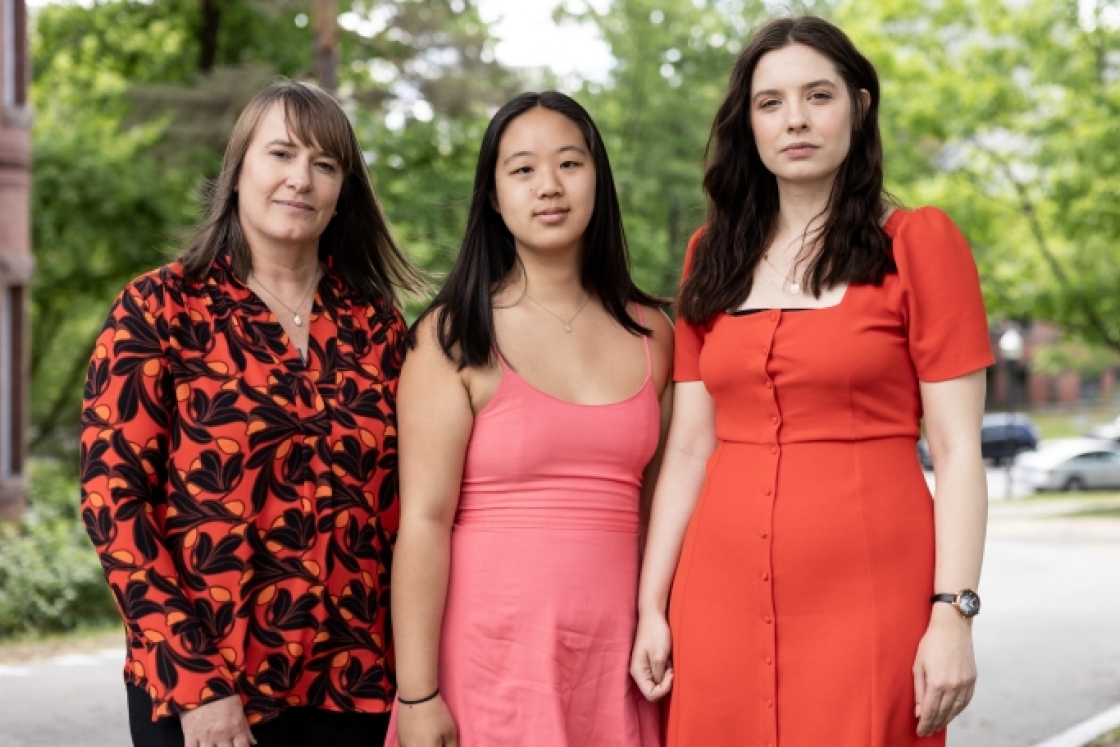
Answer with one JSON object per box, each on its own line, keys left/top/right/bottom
{"left": 649, "top": 649, "right": 667, "bottom": 684}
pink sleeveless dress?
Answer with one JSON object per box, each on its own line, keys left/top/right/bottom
{"left": 387, "top": 313, "right": 662, "bottom": 746}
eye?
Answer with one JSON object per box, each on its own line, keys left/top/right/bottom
{"left": 758, "top": 98, "right": 780, "bottom": 110}
{"left": 511, "top": 165, "right": 533, "bottom": 175}
{"left": 315, "top": 161, "right": 338, "bottom": 173}
{"left": 560, "top": 160, "right": 582, "bottom": 169}
{"left": 270, "top": 149, "right": 292, "bottom": 159}
{"left": 808, "top": 91, "right": 833, "bottom": 102}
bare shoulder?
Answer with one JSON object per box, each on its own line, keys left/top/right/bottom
{"left": 637, "top": 303, "right": 674, "bottom": 395}
{"left": 403, "top": 310, "right": 460, "bottom": 377}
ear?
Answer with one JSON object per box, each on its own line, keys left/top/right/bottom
{"left": 858, "top": 89, "right": 872, "bottom": 120}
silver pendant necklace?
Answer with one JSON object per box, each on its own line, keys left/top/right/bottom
{"left": 524, "top": 291, "right": 592, "bottom": 333}
{"left": 250, "top": 268, "right": 321, "bottom": 326}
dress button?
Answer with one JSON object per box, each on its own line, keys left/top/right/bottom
{"left": 770, "top": 311, "right": 778, "bottom": 321}
{"left": 762, "top": 572, "right": 770, "bottom": 581}
{"left": 770, "top": 445, "right": 778, "bottom": 455}
{"left": 765, "top": 656, "right": 773, "bottom": 665}
{"left": 760, "top": 530, "right": 769, "bottom": 539}
{"left": 766, "top": 699, "right": 774, "bottom": 708}
{"left": 765, "top": 380, "right": 773, "bottom": 389}
{"left": 765, "top": 488, "right": 772, "bottom": 496}
{"left": 764, "top": 616, "right": 773, "bottom": 624}
{"left": 771, "top": 416, "right": 779, "bottom": 424}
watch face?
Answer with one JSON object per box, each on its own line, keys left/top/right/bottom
{"left": 958, "top": 590, "right": 981, "bottom": 617}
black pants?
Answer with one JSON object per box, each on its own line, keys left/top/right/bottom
{"left": 128, "top": 684, "right": 390, "bottom": 747}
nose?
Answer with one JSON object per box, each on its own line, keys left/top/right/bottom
{"left": 785, "top": 99, "right": 809, "bottom": 132}
{"left": 535, "top": 164, "right": 564, "bottom": 198}
{"left": 285, "top": 154, "right": 314, "bottom": 192}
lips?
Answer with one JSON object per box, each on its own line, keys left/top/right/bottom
{"left": 782, "top": 143, "right": 818, "bottom": 157}
{"left": 276, "top": 200, "right": 314, "bottom": 211}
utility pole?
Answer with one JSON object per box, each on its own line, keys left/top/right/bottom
{"left": 313, "top": 0, "right": 338, "bottom": 93}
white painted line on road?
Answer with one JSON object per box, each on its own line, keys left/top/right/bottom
{"left": 49, "top": 649, "right": 122, "bottom": 667}
{"left": 0, "top": 665, "right": 32, "bottom": 677}
{"left": 1032, "top": 702, "right": 1120, "bottom": 747}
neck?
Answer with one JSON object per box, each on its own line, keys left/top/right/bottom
{"left": 511, "top": 242, "right": 585, "bottom": 304}
{"left": 774, "top": 176, "right": 835, "bottom": 240}
{"left": 249, "top": 244, "right": 321, "bottom": 286}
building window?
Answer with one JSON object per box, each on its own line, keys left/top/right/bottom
{"left": 0, "top": 285, "right": 25, "bottom": 478}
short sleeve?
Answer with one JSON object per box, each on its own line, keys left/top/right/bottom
{"left": 893, "top": 207, "right": 995, "bottom": 382}
{"left": 673, "top": 228, "right": 708, "bottom": 382}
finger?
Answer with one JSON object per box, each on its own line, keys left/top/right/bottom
{"left": 912, "top": 664, "right": 927, "bottom": 720}
{"left": 649, "top": 651, "right": 667, "bottom": 683}
{"left": 930, "top": 688, "right": 957, "bottom": 735}
{"left": 649, "top": 668, "right": 674, "bottom": 701}
{"left": 917, "top": 687, "right": 947, "bottom": 737}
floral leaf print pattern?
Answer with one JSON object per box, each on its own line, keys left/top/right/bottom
{"left": 80, "top": 257, "right": 404, "bottom": 724}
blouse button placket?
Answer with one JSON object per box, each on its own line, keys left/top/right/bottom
{"left": 758, "top": 309, "right": 782, "bottom": 745}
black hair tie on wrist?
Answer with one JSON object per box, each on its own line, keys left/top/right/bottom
{"left": 399, "top": 687, "right": 440, "bottom": 706}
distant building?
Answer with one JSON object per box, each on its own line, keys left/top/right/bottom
{"left": 989, "top": 321, "right": 1119, "bottom": 409}
{"left": 0, "top": 0, "right": 31, "bottom": 520}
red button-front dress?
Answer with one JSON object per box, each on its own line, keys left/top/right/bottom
{"left": 665, "top": 208, "right": 995, "bottom": 747}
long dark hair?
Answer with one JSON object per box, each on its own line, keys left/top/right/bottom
{"left": 678, "top": 16, "right": 896, "bottom": 323}
{"left": 416, "top": 91, "right": 664, "bottom": 369}
{"left": 178, "top": 79, "right": 425, "bottom": 305}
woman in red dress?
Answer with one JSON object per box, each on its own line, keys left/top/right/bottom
{"left": 631, "top": 17, "right": 993, "bottom": 746}
{"left": 80, "top": 81, "right": 422, "bottom": 747}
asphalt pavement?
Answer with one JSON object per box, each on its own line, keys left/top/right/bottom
{"left": 1, "top": 479, "right": 1118, "bottom": 747}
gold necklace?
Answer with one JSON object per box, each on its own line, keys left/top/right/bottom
{"left": 250, "top": 268, "right": 321, "bottom": 326}
{"left": 761, "top": 252, "right": 804, "bottom": 296}
{"left": 523, "top": 291, "right": 592, "bottom": 333}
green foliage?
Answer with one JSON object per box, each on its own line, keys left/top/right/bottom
{"left": 0, "top": 463, "right": 118, "bottom": 637}
{"left": 1031, "top": 340, "right": 1120, "bottom": 377}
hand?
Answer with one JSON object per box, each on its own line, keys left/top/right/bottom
{"left": 912, "top": 605, "right": 978, "bottom": 737}
{"left": 396, "top": 694, "right": 458, "bottom": 747}
{"left": 180, "top": 695, "right": 256, "bottom": 747}
{"left": 630, "top": 611, "right": 674, "bottom": 701}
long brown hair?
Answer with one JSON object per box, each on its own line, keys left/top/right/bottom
{"left": 179, "top": 79, "right": 425, "bottom": 305}
{"left": 678, "top": 16, "right": 896, "bottom": 323}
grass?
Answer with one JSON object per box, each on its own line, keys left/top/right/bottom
{"left": 1088, "top": 726, "right": 1120, "bottom": 747}
{"left": 1028, "top": 407, "right": 1119, "bottom": 440}
{"left": 0, "top": 622, "right": 122, "bottom": 664}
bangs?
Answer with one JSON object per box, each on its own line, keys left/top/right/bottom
{"left": 278, "top": 88, "right": 357, "bottom": 171}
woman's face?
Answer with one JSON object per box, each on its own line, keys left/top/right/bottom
{"left": 749, "top": 43, "right": 866, "bottom": 189}
{"left": 236, "top": 102, "right": 344, "bottom": 255}
{"left": 492, "top": 107, "right": 597, "bottom": 258}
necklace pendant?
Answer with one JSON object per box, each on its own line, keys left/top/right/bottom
{"left": 787, "top": 282, "right": 801, "bottom": 295}
{"left": 564, "top": 325, "right": 572, "bottom": 333}
{"left": 293, "top": 314, "right": 303, "bottom": 326}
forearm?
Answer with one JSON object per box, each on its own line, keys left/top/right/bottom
{"left": 638, "top": 445, "right": 709, "bottom": 616}
{"left": 931, "top": 446, "right": 987, "bottom": 596}
{"left": 391, "top": 517, "right": 452, "bottom": 698}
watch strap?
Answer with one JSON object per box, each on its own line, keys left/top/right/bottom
{"left": 930, "top": 593, "right": 958, "bottom": 604}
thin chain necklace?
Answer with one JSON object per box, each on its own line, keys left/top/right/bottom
{"left": 250, "top": 267, "right": 321, "bottom": 327}
{"left": 761, "top": 251, "right": 804, "bottom": 296}
{"left": 523, "top": 291, "right": 592, "bottom": 333}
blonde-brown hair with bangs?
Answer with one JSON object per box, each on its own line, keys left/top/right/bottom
{"left": 178, "top": 78, "right": 424, "bottom": 304}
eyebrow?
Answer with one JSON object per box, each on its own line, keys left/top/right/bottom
{"left": 265, "top": 138, "right": 337, "bottom": 159}
{"left": 752, "top": 79, "right": 839, "bottom": 102}
{"left": 502, "top": 144, "right": 589, "bottom": 165}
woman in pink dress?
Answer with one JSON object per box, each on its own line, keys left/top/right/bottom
{"left": 386, "top": 92, "right": 672, "bottom": 747}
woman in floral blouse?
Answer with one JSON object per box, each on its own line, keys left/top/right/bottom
{"left": 80, "top": 80, "right": 422, "bottom": 747}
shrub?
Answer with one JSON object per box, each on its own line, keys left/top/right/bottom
{"left": 0, "top": 461, "right": 118, "bottom": 637}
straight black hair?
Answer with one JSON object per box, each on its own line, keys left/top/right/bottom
{"left": 413, "top": 90, "right": 664, "bottom": 369}
{"left": 679, "top": 16, "right": 896, "bottom": 323}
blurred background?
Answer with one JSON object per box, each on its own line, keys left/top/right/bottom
{"left": 1, "top": 0, "right": 1120, "bottom": 745}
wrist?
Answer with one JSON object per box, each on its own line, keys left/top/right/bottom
{"left": 930, "top": 600, "right": 973, "bottom": 627}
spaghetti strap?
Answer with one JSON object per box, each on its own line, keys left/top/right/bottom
{"left": 633, "top": 304, "right": 653, "bottom": 379}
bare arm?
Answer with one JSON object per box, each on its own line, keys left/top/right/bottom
{"left": 631, "top": 381, "right": 717, "bottom": 700}
{"left": 638, "top": 308, "right": 676, "bottom": 548}
{"left": 913, "top": 369, "right": 987, "bottom": 737}
{"left": 392, "top": 318, "right": 473, "bottom": 746}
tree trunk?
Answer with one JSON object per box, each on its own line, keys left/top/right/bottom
{"left": 199, "top": 0, "right": 221, "bottom": 73}
{"left": 313, "top": 0, "right": 339, "bottom": 93}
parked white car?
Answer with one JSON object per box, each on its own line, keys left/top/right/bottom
{"left": 1011, "top": 438, "right": 1120, "bottom": 492}
{"left": 1088, "top": 415, "right": 1120, "bottom": 442}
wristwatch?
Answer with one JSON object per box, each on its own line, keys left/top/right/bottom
{"left": 931, "top": 589, "right": 981, "bottom": 618}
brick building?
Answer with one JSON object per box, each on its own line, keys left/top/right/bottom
{"left": 0, "top": 0, "right": 30, "bottom": 520}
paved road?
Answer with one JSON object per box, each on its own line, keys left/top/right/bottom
{"left": 1, "top": 492, "right": 1117, "bottom": 747}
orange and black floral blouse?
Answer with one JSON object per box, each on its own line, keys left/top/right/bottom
{"left": 79, "top": 255, "right": 404, "bottom": 724}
